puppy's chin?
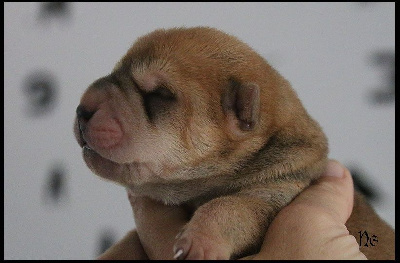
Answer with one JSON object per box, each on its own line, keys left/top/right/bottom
{"left": 82, "top": 146, "right": 124, "bottom": 180}
{"left": 81, "top": 144, "right": 166, "bottom": 187}
{"left": 74, "top": 115, "right": 134, "bottom": 165}
{"left": 82, "top": 142, "right": 130, "bottom": 164}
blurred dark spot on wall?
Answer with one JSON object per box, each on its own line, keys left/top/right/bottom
{"left": 368, "top": 51, "right": 395, "bottom": 104}
{"left": 43, "top": 162, "right": 68, "bottom": 205}
{"left": 39, "top": 2, "right": 70, "bottom": 20}
{"left": 23, "top": 70, "right": 58, "bottom": 117}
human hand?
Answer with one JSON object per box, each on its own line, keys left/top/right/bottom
{"left": 244, "top": 160, "right": 367, "bottom": 260}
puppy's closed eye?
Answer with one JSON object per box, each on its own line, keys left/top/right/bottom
{"left": 142, "top": 86, "right": 176, "bottom": 121}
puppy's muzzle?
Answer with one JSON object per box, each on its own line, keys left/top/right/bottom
{"left": 75, "top": 104, "right": 123, "bottom": 150}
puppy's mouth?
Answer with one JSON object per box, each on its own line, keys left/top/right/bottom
{"left": 78, "top": 132, "right": 161, "bottom": 187}
{"left": 76, "top": 121, "right": 97, "bottom": 154}
{"left": 77, "top": 122, "right": 115, "bottom": 160}
{"left": 75, "top": 102, "right": 125, "bottom": 155}
{"left": 82, "top": 143, "right": 104, "bottom": 162}
{"left": 76, "top": 120, "right": 155, "bottom": 186}
{"left": 75, "top": 119, "right": 124, "bottom": 179}
{"left": 81, "top": 140, "right": 95, "bottom": 153}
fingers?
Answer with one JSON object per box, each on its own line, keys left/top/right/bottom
{"left": 97, "top": 230, "right": 148, "bottom": 260}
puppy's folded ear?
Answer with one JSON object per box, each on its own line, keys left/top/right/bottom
{"left": 221, "top": 78, "right": 260, "bottom": 138}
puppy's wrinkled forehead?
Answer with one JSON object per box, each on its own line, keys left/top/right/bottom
{"left": 114, "top": 28, "right": 256, "bottom": 85}
{"left": 128, "top": 28, "right": 245, "bottom": 61}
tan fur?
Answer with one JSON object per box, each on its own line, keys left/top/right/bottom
{"left": 75, "top": 27, "right": 394, "bottom": 259}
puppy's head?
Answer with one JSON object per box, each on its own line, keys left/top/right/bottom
{"left": 74, "top": 27, "right": 300, "bottom": 187}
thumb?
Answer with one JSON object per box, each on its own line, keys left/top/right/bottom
{"left": 289, "top": 160, "right": 354, "bottom": 224}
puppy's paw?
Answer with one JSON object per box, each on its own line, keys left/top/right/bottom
{"left": 173, "top": 228, "right": 231, "bottom": 260}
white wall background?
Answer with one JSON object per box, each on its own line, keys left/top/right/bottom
{"left": 4, "top": 2, "right": 395, "bottom": 260}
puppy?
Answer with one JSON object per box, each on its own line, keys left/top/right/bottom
{"left": 74, "top": 27, "right": 394, "bottom": 260}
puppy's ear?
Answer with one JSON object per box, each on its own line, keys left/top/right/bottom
{"left": 221, "top": 78, "right": 260, "bottom": 137}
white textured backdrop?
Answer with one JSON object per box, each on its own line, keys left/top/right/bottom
{"left": 4, "top": 2, "right": 395, "bottom": 259}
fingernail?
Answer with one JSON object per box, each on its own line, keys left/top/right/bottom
{"left": 173, "top": 248, "right": 184, "bottom": 259}
{"left": 324, "top": 160, "right": 345, "bottom": 178}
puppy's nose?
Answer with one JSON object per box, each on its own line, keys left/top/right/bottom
{"left": 76, "top": 105, "right": 95, "bottom": 121}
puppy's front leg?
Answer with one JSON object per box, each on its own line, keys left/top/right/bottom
{"left": 173, "top": 181, "right": 310, "bottom": 260}
{"left": 129, "top": 194, "right": 190, "bottom": 259}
